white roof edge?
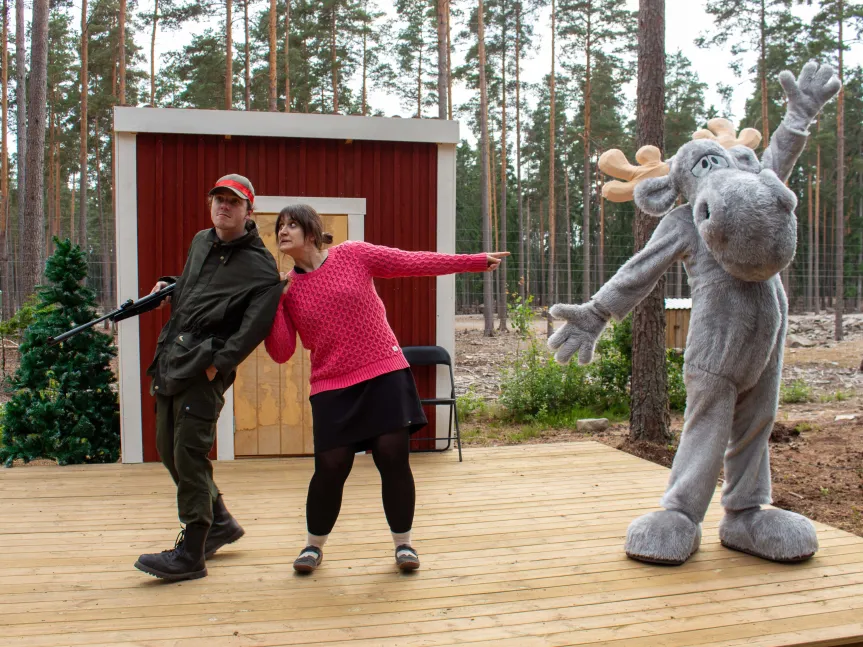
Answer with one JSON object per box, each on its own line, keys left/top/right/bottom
{"left": 113, "top": 106, "right": 460, "bottom": 144}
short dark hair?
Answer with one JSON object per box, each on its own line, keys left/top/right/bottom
{"left": 275, "top": 204, "right": 334, "bottom": 249}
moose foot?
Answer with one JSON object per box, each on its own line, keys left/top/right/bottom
{"left": 720, "top": 508, "right": 818, "bottom": 563}
{"left": 625, "top": 510, "right": 702, "bottom": 566}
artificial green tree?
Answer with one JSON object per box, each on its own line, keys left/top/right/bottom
{"left": 0, "top": 238, "right": 119, "bottom": 466}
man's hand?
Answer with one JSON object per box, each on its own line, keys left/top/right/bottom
{"left": 205, "top": 365, "right": 218, "bottom": 382}
{"left": 150, "top": 281, "right": 172, "bottom": 310}
{"left": 485, "top": 251, "right": 510, "bottom": 272}
{"left": 280, "top": 271, "right": 292, "bottom": 295}
{"left": 547, "top": 302, "right": 609, "bottom": 365}
{"left": 780, "top": 61, "right": 841, "bottom": 132}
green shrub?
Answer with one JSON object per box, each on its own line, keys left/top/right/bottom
{"left": 457, "top": 385, "right": 488, "bottom": 420}
{"left": 780, "top": 379, "right": 812, "bottom": 404}
{"left": 506, "top": 292, "right": 535, "bottom": 339}
{"left": 666, "top": 349, "right": 686, "bottom": 412}
{"left": 499, "top": 314, "right": 688, "bottom": 421}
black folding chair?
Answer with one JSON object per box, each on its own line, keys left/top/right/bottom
{"left": 402, "top": 345, "right": 462, "bottom": 462}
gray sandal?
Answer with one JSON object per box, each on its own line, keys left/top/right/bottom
{"left": 293, "top": 545, "right": 323, "bottom": 573}
{"left": 395, "top": 544, "right": 420, "bottom": 571}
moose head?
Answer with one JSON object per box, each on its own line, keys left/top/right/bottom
{"left": 599, "top": 119, "right": 798, "bottom": 283}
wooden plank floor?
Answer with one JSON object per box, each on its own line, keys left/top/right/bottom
{"left": 2, "top": 441, "right": 863, "bottom": 647}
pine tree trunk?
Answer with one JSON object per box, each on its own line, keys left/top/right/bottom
{"left": 815, "top": 137, "right": 821, "bottom": 313}
{"left": 857, "top": 183, "right": 862, "bottom": 312}
{"left": 630, "top": 0, "right": 670, "bottom": 444}
{"left": 15, "top": 0, "right": 25, "bottom": 307}
{"left": 118, "top": 0, "right": 126, "bottom": 104}
{"left": 69, "top": 173, "right": 75, "bottom": 242}
{"left": 47, "top": 97, "right": 54, "bottom": 251}
{"left": 79, "top": 0, "right": 88, "bottom": 249}
{"left": 267, "top": 0, "right": 277, "bottom": 110}
{"left": 225, "top": 0, "right": 233, "bottom": 110}
{"left": 478, "top": 0, "right": 493, "bottom": 336}
{"left": 416, "top": 37, "right": 423, "bottom": 118}
{"left": 245, "top": 0, "right": 251, "bottom": 110}
{"left": 548, "top": 0, "right": 556, "bottom": 336}
{"left": 446, "top": 0, "right": 452, "bottom": 120}
{"left": 225, "top": 0, "right": 234, "bottom": 110}
{"left": 436, "top": 0, "right": 447, "bottom": 120}
{"left": 0, "top": 0, "right": 9, "bottom": 318}
{"left": 516, "top": 3, "right": 523, "bottom": 299}
{"left": 21, "top": 0, "right": 48, "bottom": 300}
{"left": 361, "top": 20, "right": 367, "bottom": 115}
{"left": 540, "top": 198, "right": 545, "bottom": 306}
{"left": 599, "top": 192, "right": 605, "bottom": 287}
{"left": 526, "top": 196, "right": 531, "bottom": 298}
{"left": 150, "top": 0, "right": 158, "bottom": 106}
{"left": 566, "top": 170, "right": 572, "bottom": 302}
{"left": 95, "top": 122, "right": 110, "bottom": 307}
{"left": 807, "top": 172, "right": 813, "bottom": 311}
{"left": 828, "top": 206, "right": 834, "bottom": 309}
{"left": 331, "top": 8, "right": 338, "bottom": 113}
{"left": 284, "top": 0, "right": 290, "bottom": 111}
{"left": 760, "top": 0, "right": 769, "bottom": 148}
{"left": 498, "top": 11, "right": 508, "bottom": 332}
{"left": 835, "top": 0, "right": 844, "bottom": 340}
{"left": 582, "top": 6, "right": 591, "bottom": 302}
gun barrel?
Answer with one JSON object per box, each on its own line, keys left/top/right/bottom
{"left": 47, "top": 312, "right": 115, "bottom": 346}
{"left": 47, "top": 283, "right": 176, "bottom": 346}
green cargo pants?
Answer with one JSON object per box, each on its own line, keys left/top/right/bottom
{"left": 155, "top": 376, "right": 226, "bottom": 528}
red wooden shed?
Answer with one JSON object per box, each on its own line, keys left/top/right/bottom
{"left": 113, "top": 107, "right": 459, "bottom": 463}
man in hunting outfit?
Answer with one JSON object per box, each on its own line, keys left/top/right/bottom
{"left": 134, "top": 174, "right": 284, "bottom": 582}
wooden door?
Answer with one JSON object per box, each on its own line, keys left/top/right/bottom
{"left": 233, "top": 213, "right": 349, "bottom": 457}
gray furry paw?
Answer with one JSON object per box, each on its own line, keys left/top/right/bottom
{"left": 719, "top": 508, "right": 818, "bottom": 562}
{"left": 625, "top": 510, "right": 702, "bottom": 566}
{"left": 547, "top": 302, "right": 608, "bottom": 365}
{"left": 780, "top": 61, "right": 842, "bottom": 132}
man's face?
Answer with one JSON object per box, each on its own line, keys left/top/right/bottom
{"left": 210, "top": 190, "right": 250, "bottom": 235}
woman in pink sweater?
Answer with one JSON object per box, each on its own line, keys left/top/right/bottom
{"left": 265, "top": 204, "right": 506, "bottom": 573}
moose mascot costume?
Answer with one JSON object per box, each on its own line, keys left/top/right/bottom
{"left": 548, "top": 61, "right": 841, "bottom": 565}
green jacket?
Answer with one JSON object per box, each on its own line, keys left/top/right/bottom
{"left": 147, "top": 220, "right": 283, "bottom": 396}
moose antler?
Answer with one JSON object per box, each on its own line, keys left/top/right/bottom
{"left": 599, "top": 145, "right": 670, "bottom": 203}
{"left": 692, "top": 118, "right": 762, "bottom": 149}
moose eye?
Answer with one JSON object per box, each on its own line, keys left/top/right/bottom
{"left": 691, "top": 156, "right": 711, "bottom": 177}
{"left": 709, "top": 155, "right": 729, "bottom": 168}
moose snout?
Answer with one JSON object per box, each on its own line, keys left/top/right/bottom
{"left": 696, "top": 169, "right": 798, "bottom": 282}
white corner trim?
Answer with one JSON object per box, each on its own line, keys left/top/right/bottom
{"left": 348, "top": 214, "right": 364, "bottom": 242}
{"left": 254, "top": 196, "right": 366, "bottom": 216}
{"left": 436, "top": 144, "right": 457, "bottom": 450}
{"left": 216, "top": 386, "right": 235, "bottom": 460}
{"left": 113, "top": 107, "right": 460, "bottom": 145}
{"left": 116, "top": 133, "right": 143, "bottom": 464}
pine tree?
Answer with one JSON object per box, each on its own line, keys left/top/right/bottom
{"left": 558, "top": 0, "right": 635, "bottom": 300}
{"left": 395, "top": 0, "right": 438, "bottom": 117}
{"left": 665, "top": 50, "right": 707, "bottom": 154}
{"left": 1, "top": 239, "right": 119, "bottom": 467}
{"left": 630, "top": 0, "right": 670, "bottom": 444}
{"left": 697, "top": 0, "right": 792, "bottom": 148}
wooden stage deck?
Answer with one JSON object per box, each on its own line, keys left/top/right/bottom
{"left": 2, "top": 441, "right": 863, "bottom": 647}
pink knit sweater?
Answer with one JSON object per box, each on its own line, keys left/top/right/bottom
{"left": 264, "top": 241, "right": 489, "bottom": 395}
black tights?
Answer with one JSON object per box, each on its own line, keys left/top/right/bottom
{"left": 306, "top": 429, "right": 415, "bottom": 536}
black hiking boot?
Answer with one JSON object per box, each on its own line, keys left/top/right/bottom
{"left": 134, "top": 525, "right": 208, "bottom": 582}
{"left": 205, "top": 495, "right": 245, "bottom": 558}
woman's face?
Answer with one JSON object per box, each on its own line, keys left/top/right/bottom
{"left": 277, "top": 218, "right": 312, "bottom": 256}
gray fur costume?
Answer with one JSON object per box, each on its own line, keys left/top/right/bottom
{"left": 548, "top": 62, "right": 841, "bottom": 565}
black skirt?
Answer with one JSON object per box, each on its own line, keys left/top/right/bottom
{"left": 309, "top": 368, "right": 428, "bottom": 453}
